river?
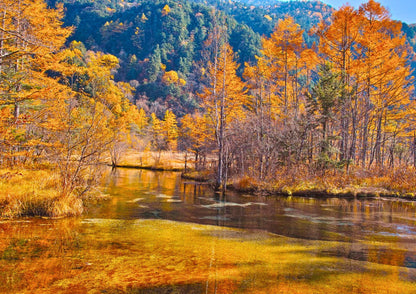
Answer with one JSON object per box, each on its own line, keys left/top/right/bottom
{"left": 1, "top": 168, "right": 415, "bottom": 293}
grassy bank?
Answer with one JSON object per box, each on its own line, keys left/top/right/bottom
{"left": 230, "top": 166, "right": 416, "bottom": 199}
{"left": 1, "top": 149, "right": 192, "bottom": 219}
{"left": 105, "top": 150, "right": 192, "bottom": 171}
{"left": 0, "top": 168, "right": 83, "bottom": 218}
{"left": 4, "top": 151, "right": 413, "bottom": 219}
{"left": 183, "top": 165, "right": 416, "bottom": 199}
{"left": 181, "top": 169, "right": 213, "bottom": 182}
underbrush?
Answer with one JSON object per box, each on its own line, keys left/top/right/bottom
{"left": 231, "top": 165, "right": 416, "bottom": 198}
{"left": 181, "top": 169, "right": 213, "bottom": 182}
{"left": 0, "top": 168, "right": 83, "bottom": 218}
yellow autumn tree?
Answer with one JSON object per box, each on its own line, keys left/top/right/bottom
{"left": 260, "top": 16, "right": 307, "bottom": 119}
{"left": 149, "top": 110, "right": 178, "bottom": 152}
{"left": 0, "top": 0, "right": 143, "bottom": 200}
{"left": 357, "top": 0, "right": 413, "bottom": 167}
{"left": 0, "top": 0, "right": 71, "bottom": 165}
{"left": 163, "top": 110, "right": 179, "bottom": 151}
{"left": 163, "top": 70, "right": 179, "bottom": 84}
{"left": 243, "top": 17, "right": 319, "bottom": 175}
{"left": 199, "top": 40, "right": 247, "bottom": 189}
{"left": 180, "top": 112, "right": 211, "bottom": 169}
{"left": 162, "top": 4, "right": 171, "bottom": 16}
{"left": 150, "top": 112, "right": 163, "bottom": 150}
{"left": 141, "top": 13, "right": 148, "bottom": 22}
{"left": 315, "top": 0, "right": 414, "bottom": 167}
{"left": 42, "top": 43, "right": 142, "bottom": 196}
{"left": 134, "top": 108, "right": 149, "bottom": 134}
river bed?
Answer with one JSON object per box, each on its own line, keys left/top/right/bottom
{"left": 0, "top": 168, "right": 415, "bottom": 293}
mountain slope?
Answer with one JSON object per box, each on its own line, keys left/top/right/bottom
{"left": 49, "top": 0, "right": 415, "bottom": 115}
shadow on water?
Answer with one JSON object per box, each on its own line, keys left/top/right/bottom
{"left": 320, "top": 245, "right": 416, "bottom": 268}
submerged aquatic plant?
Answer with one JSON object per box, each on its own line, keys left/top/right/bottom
{"left": 0, "top": 219, "right": 414, "bottom": 293}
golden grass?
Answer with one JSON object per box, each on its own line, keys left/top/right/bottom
{"left": 0, "top": 168, "right": 83, "bottom": 218}
{"left": 0, "top": 219, "right": 414, "bottom": 293}
{"left": 232, "top": 175, "right": 259, "bottom": 192}
{"left": 104, "top": 150, "right": 193, "bottom": 171}
{"left": 182, "top": 169, "right": 213, "bottom": 182}
{"left": 230, "top": 165, "right": 416, "bottom": 198}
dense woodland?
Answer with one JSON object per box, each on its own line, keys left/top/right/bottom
{"left": 47, "top": 0, "right": 336, "bottom": 115}
{"left": 0, "top": 0, "right": 416, "bottom": 216}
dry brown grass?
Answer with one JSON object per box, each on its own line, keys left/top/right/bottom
{"left": 181, "top": 169, "right": 213, "bottom": 182}
{"left": 232, "top": 175, "right": 259, "bottom": 192}
{"left": 231, "top": 165, "right": 416, "bottom": 198}
{"left": 104, "top": 150, "right": 194, "bottom": 170}
{"left": 0, "top": 168, "right": 83, "bottom": 218}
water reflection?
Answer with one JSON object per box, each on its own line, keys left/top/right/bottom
{"left": 93, "top": 168, "right": 416, "bottom": 269}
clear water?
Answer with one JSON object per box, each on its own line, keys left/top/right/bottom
{"left": 1, "top": 168, "right": 415, "bottom": 293}
{"left": 90, "top": 168, "right": 416, "bottom": 268}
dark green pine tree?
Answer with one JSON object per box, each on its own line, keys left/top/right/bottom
{"left": 307, "top": 63, "right": 344, "bottom": 169}
{"left": 148, "top": 45, "right": 162, "bottom": 83}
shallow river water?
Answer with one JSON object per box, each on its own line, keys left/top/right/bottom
{"left": 1, "top": 168, "right": 416, "bottom": 293}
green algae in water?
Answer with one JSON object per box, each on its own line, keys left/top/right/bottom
{"left": 0, "top": 218, "right": 415, "bottom": 293}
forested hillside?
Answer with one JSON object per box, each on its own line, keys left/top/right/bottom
{"left": 48, "top": 0, "right": 416, "bottom": 118}
{"left": 46, "top": 0, "right": 335, "bottom": 116}
{"left": 401, "top": 23, "right": 416, "bottom": 70}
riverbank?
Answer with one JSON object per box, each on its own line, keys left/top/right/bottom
{"left": 0, "top": 150, "right": 192, "bottom": 218}
{"left": 0, "top": 168, "right": 84, "bottom": 218}
{"left": 3, "top": 151, "right": 415, "bottom": 219}
{"left": 0, "top": 150, "right": 191, "bottom": 219}
{"left": 0, "top": 151, "right": 193, "bottom": 219}
{"left": 107, "top": 150, "right": 416, "bottom": 200}
{"left": 104, "top": 150, "right": 192, "bottom": 171}
{"left": 183, "top": 166, "right": 416, "bottom": 200}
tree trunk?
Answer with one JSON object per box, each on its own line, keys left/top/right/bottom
{"left": 361, "top": 78, "right": 371, "bottom": 167}
{"left": 216, "top": 43, "right": 227, "bottom": 191}
{"left": 374, "top": 114, "right": 383, "bottom": 167}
